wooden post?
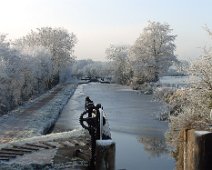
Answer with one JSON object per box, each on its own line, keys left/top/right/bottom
{"left": 96, "top": 140, "right": 115, "bottom": 170}
{"left": 193, "top": 131, "right": 212, "bottom": 170}
{"left": 178, "top": 130, "right": 212, "bottom": 170}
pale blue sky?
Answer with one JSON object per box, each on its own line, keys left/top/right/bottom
{"left": 0, "top": 0, "right": 211, "bottom": 61}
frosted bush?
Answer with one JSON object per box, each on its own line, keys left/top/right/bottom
{"left": 0, "top": 27, "right": 77, "bottom": 115}
{"left": 166, "top": 87, "right": 211, "bottom": 144}
{"left": 166, "top": 30, "right": 212, "bottom": 144}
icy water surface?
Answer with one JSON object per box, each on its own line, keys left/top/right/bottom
{"left": 53, "top": 83, "right": 175, "bottom": 170}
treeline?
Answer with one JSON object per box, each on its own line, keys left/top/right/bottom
{"left": 105, "top": 21, "right": 180, "bottom": 88}
{"left": 71, "top": 59, "right": 112, "bottom": 79}
{"left": 0, "top": 27, "right": 76, "bottom": 114}
{"left": 72, "top": 21, "right": 181, "bottom": 88}
{"left": 0, "top": 21, "right": 184, "bottom": 115}
{"left": 71, "top": 21, "right": 182, "bottom": 87}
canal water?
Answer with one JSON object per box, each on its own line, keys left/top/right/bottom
{"left": 53, "top": 83, "right": 175, "bottom": 170}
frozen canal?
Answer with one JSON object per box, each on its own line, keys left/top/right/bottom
{"left": 53, "top": 83, "right": 175, "bottom": 170}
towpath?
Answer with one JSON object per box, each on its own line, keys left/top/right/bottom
{"left": 0, "top": 83, "right": 76, "bottom": 144}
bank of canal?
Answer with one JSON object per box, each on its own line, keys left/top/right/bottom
{"left": 53, "top": 83, "right": 175, "bottom": 170}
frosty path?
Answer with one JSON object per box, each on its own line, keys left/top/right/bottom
{"left": 0, "top": 83, "right": 76, "bottom": 144}
{"left": 0, "top": 83, "right": 91, "bottom": 169}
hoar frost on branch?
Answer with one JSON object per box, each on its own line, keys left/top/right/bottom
{"left": 71, "top": 59, "right": 112, "bottom": 79}
{"left": 106, "top": 45, "right": 133, "bottom": 85}
{"left": 105, "top": 21, "right": 178, "bottom": 88}
{"left": 0, "top": 27, "right": 77, "bottom": 115}
{"left": 19, "top": 46, "right": 53, "bottom": 94}
{"left": 131, "top": 21, "right": 177, "bottom": 84}
{"left": 14, "top": 27, "right": 77, "bottom": 85}
{"left": 0, "top": 39, "right": 53, "bottom": 113}
{"left": 165, "top": 31, "right": 212, "bottom": 144}
{"left": 191, "top": 49, "right": 212, "bottom": 90}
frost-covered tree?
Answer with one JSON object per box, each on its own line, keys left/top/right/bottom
{"left": 0, "top": 33, "right": 60, "bottom": 115}
{"left": 14, "top": 27, "right": 77, "bottom": 85}
{"left": 167, "top": 59, "right": 190, "bottom": 76}
{"left": 20, "top": 46, "right": 53, "bottom": 94}
{"left": 0, "top": 28, "right": 77, "bottom": 115}
{"left": 174, "top": 60, "right": 190, "bottom": 73}
{"left": 0, "top": 36, "right": 24, "bottom": 112}
{"left": 165, "top": 31, "right": 212, "bottom": 144}
{"left": 0, "top": 34, "right": 10, "bottom": 60}
{"left": 71, "top": 59, "right": 112, "bottom": 79}
{"left": 106, "top": 45, "right": 133, "bottom": 85}
{"left": 131, "top": 21, "right": 177, "bottom": 83}
{"left": 95, "top": 62, "right": 113, "bottom": 78}
{"left": 71, "top": 59, "right": 94, "bottom": 78}
{"left": 191, "top": 51, "right": 212, "bottom": 90}
{"left": 0, "top": 45, "right": 53, "bottom": 109}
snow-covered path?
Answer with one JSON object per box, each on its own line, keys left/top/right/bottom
{"left": 0, "top": 83, "right": 76, "bottom": 144}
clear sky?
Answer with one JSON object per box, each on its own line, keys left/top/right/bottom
{"left": 0, "top": 0, "right": 212, "bottom": 61}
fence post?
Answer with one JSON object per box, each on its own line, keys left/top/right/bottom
{"left": 96, "top": 140, "right": 115, "bottom": 170}
{"left": 178, "top": 129, "right": 212, "bottom": 170}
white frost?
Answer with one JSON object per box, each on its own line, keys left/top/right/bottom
{"left": 195, "top": 131, "right": 211, "bottom": 136}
